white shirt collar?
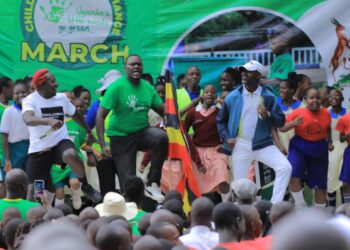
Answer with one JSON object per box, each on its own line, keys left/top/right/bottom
{"left": 190, "top": 225, "right": 212, "bottom": 233}
{"left": 243, "top": 85, "right": 262, "bottom": 96}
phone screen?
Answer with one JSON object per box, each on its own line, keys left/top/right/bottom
{"left": 34, "top": 180, "right": 45, "bottom": 200}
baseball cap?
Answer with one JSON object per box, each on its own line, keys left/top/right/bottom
{"left": 232, "top": 178, "right": 258, "bottom": 200}
{"left": 239, "top": 60, "right": 264, "bottom": 74}
{"left": 96, "top": 69, "right": 122, "bottom": 94}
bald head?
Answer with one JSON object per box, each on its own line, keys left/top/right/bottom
{"left": 239, "top": 205, "right": 262, "bottom": 240}
{"left": 96, "top": 224, "right": 130, "bottom": 250}
{"left": 79, "top": 207, "right": 99, "bottom": 223}
{"left": 5, "top": 169, "right": 28, "bottom": 197}
{"left": 272, "top": 208, "right": 348, "bottom": 250}
{"left": 43, "top": 208, "right": 64, "bottom": 221}
{"left": 191, "top": 197, "right": 214, "bottom": 226}
{"left": 2, "top": 207, "right": 21, "bottom": 227}
{"left": 4, "top": 218, "right": 23, "bottom": 250}
{"left": 150, "top": 209, "right": 177, "bottom": 225}
{"left": 21, "top": 223, "right": 95, "bottom": 250}
{"left": 86, "top": 217, "right": 108, "bottom": 246}
{"left": 146, "top": 222, "right": 180, "bottom": 245}
{"left": 133, "top": 235, "right": 162, "bottom": 250}
{"left": 269, "top": 201, "right": 294, "bottom": 225}
{"left": 26, "top": 206, "right": 46, "bottom": 223}
{"left": 139, "top": 213, "right": 151, "bottom": 235}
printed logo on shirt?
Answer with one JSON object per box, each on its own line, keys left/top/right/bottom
{"left": 127, "top": 95, "right": 137, "bottom": 110}
{"left": 41, "top": 106, "right": 64, "bottom": 122}
{"left": 126, "top": 95, "right": 148, "bottom": 112}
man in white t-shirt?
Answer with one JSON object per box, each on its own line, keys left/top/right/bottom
{"left": 22, "top": 69, "right": 101, "bottom": 203}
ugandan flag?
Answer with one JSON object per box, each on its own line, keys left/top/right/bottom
{"left": 165, "top": 80, "right": 201, "bottom": 198}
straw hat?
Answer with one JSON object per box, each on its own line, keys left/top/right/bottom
{"left": 95, "top": 192, "right": 138, "bottom": 220}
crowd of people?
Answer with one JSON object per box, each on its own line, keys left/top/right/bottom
{"left": 0, "top": 24, "right": 350, "bottom": 249}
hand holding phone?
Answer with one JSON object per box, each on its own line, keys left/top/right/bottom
{"left": 34, "top": 180, "right": 45, "bottom": 200}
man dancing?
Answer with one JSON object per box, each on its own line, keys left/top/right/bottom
{"left": 22, "top": 69, "right": 102, "bottom": 203}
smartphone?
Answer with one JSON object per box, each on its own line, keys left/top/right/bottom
{"left": 34, "top": 179, "right": 45, "bottom": 200}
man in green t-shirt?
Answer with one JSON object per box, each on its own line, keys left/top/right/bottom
{"left": 96, "top": 55, "right": 168, "bottom": 203}
{"left": 0, "top": 169, "right": 40, "bottom": 221}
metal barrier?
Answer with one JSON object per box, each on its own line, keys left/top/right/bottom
{"left": 172, "top": 47, "right": 321, "bottom": 68}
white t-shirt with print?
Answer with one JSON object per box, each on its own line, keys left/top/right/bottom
{"left": 22, "top": 92, "right": 76, "bottom": 153}
{"left": 0, "top": 105, "right": 30, "bottom": 143}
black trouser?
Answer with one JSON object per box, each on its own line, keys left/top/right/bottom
{"left": 96, "top": 158, "right": 118, "bottom": 196}
{"left": 110, "top": 127, "right": 168, "bottom": 191}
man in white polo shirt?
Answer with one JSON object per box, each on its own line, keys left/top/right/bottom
{"left": 217, "top": 60, "right": 292, "bottom": 204}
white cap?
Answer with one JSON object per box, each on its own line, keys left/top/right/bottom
{"left": 239, "top": 60, "right": 264, "bottom": 74}
{"left": 96, "top": 70, "right": 122, "bottom": 94}
{"left": 232, "top": 178, "right": 258, "bottom": 200}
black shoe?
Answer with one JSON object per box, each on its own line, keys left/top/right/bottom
{"left": 81, "top": 184, "right": 102, "bottom": 203}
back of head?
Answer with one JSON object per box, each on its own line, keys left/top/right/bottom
{"left": 79, "top": 207, "right": 99, "bottom": 223}
{"left": 269, "top": 201, "right": 294, "bottom": 225}
{"left": 133, "top": 235, "right": 162, "bottom": 250}
{"left": 272, "top": 208, "right": 348, "bottom": 250}
{"left": 21, "top": 223, "right": 95, "bottom": 250}
{"left": 254, "top": 200, "right": 272, "bottom": 236}
{"left": 5, "top": 169, "right": 28, "bottom": 197}
{"left": 150, "top": 209, "right": 177, "bottom": 225}
{"left": 43, "top": 208, "right": 64, "bottom": 221}
{"left": 164, "top": 199, "right": 185, "bottom": 218}
{"left": 4, "top": 218, "right": 23, "bottom": 250}
{"left": 146, "top": 222, "right": 171, "bottom": 238}
{"left": 146, "top": 222, "right": 180, "bottom": 245}
{"left": 138, "top": 213, "right": 152, "bottom": 235}
{"left": 239, "top": 205, "right": 262, "bottom": 239}
{"left": 213, "top": 202, "right": 244, "bottom": 232}
{"left": 123, "top": 175, "right": 145, "bottom": 205}
{"left": 55, "top": 203, "right": 73, "bottom": 216}
{"left": 191, "top": 197, "right": 214, "bottom": 226}
{"left": 26, "top": 206, "right": 46, "bottom": 223}
{"left": 2, "top": 208, "right": 21, "bottom": 227}
{"left": 164, "top": 191, "right": 183, "bottom": 203}
{"left": 86, "top": 217, "right": 108, "bottom": 246}
{"left": 96, "top": 224, "right": 130, "bottom": 250}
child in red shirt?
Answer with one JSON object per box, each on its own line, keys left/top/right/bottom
{"left": 335, "top": 109, "right": 350, "bottom": 203}
{"left": 280, "top": 88, "right": 333, "bottom": 208}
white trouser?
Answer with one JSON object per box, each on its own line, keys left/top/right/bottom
{"left": 231, "top": 139, "right": 292, "bottom": 203}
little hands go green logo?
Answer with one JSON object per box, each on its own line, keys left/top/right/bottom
{"left": 39, "top": 0, "right": 72, "bottom": 23}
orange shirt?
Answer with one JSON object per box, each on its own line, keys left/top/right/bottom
{"left": 217, "top": 236, "right": 272, "bottom": 250}
{"left": 336, "top": 112, "right": 350, "bottom": 144}
{"left": 286, "top": 108, "right": 331, "bottom": 141}
{"left": 217, "top": 242, "right": 256, "bottom": 250}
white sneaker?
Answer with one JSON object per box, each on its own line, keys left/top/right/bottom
{"left": 145, "top": 183, "right": 164, "bottom": 203}
{"left": 72, "top": 192, "right": 82, "bottom": 210}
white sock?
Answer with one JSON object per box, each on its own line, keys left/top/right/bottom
{"left": 291, "top": 190, "right": 306, "bottom": 206}
{"left": 55, "top": 198, "right": 64, "bottom": 206}
{"left": 314, "top": 203, "right": 326, "bottom": 208}
{"left": 71, "top": 188, "right": 81, "bottom": 198}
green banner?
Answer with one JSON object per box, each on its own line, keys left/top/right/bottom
{"left": 2, "top": 0, "right": 350, "bottom": 101}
